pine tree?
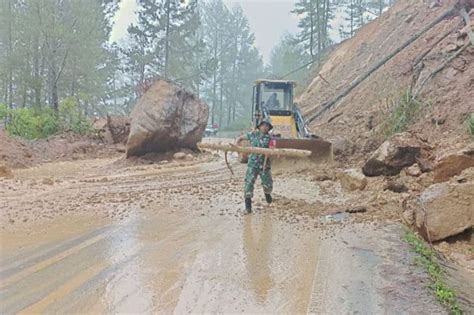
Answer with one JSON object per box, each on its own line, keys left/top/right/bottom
{"left": 0, "top": 0, "right": 115, "bottom": 114}
{"left": 125, "top": 0, "right": 202, "bottom": 93}
{"left": 292, "top": 0, "right": 333, "bottom": 63}
{"left": 199, "top": 0, "right": 263, "bottom": 128}
{"left": 269, "top": 33, "right": 309, "bottom": 83}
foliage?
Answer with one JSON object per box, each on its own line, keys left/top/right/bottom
{"left": 0, "top": 0, "right": 117, "bottom": 113}
{"left": 1, "top": 100, "right": 92, "bottom": 139}
{"left": 2, "top": 107, "right": 59, "bottom": 139}
{"left": 0, "top": 103, "right": 8, "bottom": 121}
{"left": 383, "top": 89, "right": 424, "bottom": 138}
{"left": 269, "top": 33, "right": 310, "bottom": 85}
{"left": 465, "top": 113, "right": 474, "bottom": 135}
{"left": 58, "top": 98, "right": 94, "bottom": 135}
{"left": 403, "top": 231, "right": 463, "bottom": 315}
{"left": 292, "top": 0, "right": 334, "bottom": 60}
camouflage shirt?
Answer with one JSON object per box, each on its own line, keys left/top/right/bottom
{"left": 246, "top": 131, "right": 271, "bottom": 169}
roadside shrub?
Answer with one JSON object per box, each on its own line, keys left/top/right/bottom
{"left": 6, "top": 107, "right": 59, "bottom": 139}
{"left": 383, "top": 89, "right": 424, "bottom": 138}
{"left": 1, "top": 99, "right": 93, "bottom": 139}
{"left": 59, "top": 97, "right": 94, "bottom": 135}
{"left": 466, "top": 113, "right": 474, "bottom": 135}
{"left": 0, "top": 103, "right": 7, "bottom": 120}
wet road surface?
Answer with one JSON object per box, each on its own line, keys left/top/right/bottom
{"left": 0, "top": 155, "right": 446, "bottom": 314}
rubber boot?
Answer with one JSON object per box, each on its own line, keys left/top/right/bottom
{"left": 245, "top": 198, "right": 252, "bottom": 214}
{"left": 265, "top": 194, "right": 272, "bottom": 204}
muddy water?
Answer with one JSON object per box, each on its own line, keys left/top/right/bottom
{"left": 0, "top": 156, "right": 446, "bottom": 314}
{"left": 1, "top": 211, "right": 322, "bottom": 313}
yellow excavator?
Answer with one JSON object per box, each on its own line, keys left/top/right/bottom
{"left": 239, "top": 79, "right": 332, "bottom": 164}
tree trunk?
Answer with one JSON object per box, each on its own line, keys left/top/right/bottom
{"left": 70, "top": 60, "right": 76, "bottom": 97}
{"left": 310, "top": 10, "right": 314, "bottom": 59}
{"left": 218, "top": 27, "right": 224, "bottom": 128}
{"left": 323, "top": 0, "right": 330, "bottom": 49}
{"left": 164, "top": 0, "right": 171, "bottom": 79}
{"left": 7, "top": 0, "right": 13, "bottom": 109}
{"left": 350, "top": 0, "right": 354, "bottom": 37}
{"left": 211, "top": 28, "right": 218, "bottom": 125}
{"left": 33, "top": 37, "right": 41, "bottom": 109}
{"left": 52, "top": 83, "right": 59, "bottom": 112}
{"left": 316, "top": 0, "right": 321, "bottom": 64}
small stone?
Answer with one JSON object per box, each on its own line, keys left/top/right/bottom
{"left": 173, "top": 152, "right": 187, "bottom": 160}
{"left": 384, "top": 180, "right": 408, "bottom": 193}
{"left": 345, "top": 206, "right": 367, "bottom": 213}
{"left": 42, "top": 178, "right": 54, "bottom": 185}
{"left": 406, "top": 164, "right": 422, "bottom": 177}
{"left": 339, "top": 169, "right": 367, "bottom": 191}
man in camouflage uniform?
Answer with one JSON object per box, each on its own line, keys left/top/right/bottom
{"left": 236, "top": 119, "right": 273, "bottom": 213}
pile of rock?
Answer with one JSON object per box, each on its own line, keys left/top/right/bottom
{"left": 358, "top": 132, "right": 473, "bottom": 242}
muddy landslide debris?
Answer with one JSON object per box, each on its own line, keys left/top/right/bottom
{"left": 126, "top": 80, "right": 209, "bottom": 157}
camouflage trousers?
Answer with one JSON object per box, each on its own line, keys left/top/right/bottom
{"left": 244, "top": 166, "right": 273, "bottom": 198}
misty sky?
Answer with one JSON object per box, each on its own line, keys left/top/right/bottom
{"left": 110, "top": 0, "right": 300, "bottom": 63}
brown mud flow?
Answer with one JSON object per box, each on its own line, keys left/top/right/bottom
{"left": 0, "top": 156, "right": 447, "bottom": 314}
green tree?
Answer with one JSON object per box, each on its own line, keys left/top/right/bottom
{"left": 199, "top": 0, "right": 263, "bottom": 128}
{"left": 293, "top": 0, "right": 333, "bottom": 63}
{"left": 125, "top": 0, "right": 202, "bottom": 92}
{"left": 269, "top": 33, "right": 309, "bottom": 83}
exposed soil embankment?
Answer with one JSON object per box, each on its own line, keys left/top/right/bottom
{"left": 299, "top": 0, "right": 473, "bottom": 159}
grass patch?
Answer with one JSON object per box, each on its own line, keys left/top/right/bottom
{"left": 383, "top": 89, "right": 424, "bottom": 138}
{"left": 465, "top": 113, "right": 474, "bottom": 135}
{"left": 403, "top": 231, "right": 463, "bottom": 315}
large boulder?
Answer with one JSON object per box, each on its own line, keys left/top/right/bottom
{"left": 433, "top": 146, "right": 474, "bottom": 183}
{"left": 126, "top": 80, "right": 209, "bottom": 157}
{"left": 415, "top": 169, "right": 474, "bottom": 241}
{"left": 338, "top": 168, "right": 367, "bottom": 191}
{"left": 362, "top": 133, "right": 427, "bottom": 177}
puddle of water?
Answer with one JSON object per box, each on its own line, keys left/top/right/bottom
{"left": 319, "top": 211, "right": 349, "bottom": 223}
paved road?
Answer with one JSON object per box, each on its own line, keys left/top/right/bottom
{"left": 0, "top": 156, "right": 445, "bottom": 314}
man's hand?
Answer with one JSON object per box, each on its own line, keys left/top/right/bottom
{"left": 235, "top": 135, "right": 246, "bottom": 145}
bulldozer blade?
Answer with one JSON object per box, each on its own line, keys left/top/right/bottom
{"left": 273, "top": 138, "right": 333, "bottom": 163}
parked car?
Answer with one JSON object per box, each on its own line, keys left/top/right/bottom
{"left": 204, "top": 125, "right": 218, "bottom": 137}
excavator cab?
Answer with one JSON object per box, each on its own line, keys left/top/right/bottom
{"left": 253, "top": 80, "right": 309, "bottom": 138}
{"left": 240, "top": 79, "right": 332, "bottom": 164}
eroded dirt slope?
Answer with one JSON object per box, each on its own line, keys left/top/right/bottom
{"left": 299, "top": 0, "right": 473, "bottom": 157}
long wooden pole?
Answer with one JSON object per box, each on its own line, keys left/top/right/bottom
{"left": 197, "top": 142, "right": 312, "bottom": 158}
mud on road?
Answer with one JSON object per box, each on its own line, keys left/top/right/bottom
{"left": 0, "top": 153, "right": 448, "bottom": 314}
